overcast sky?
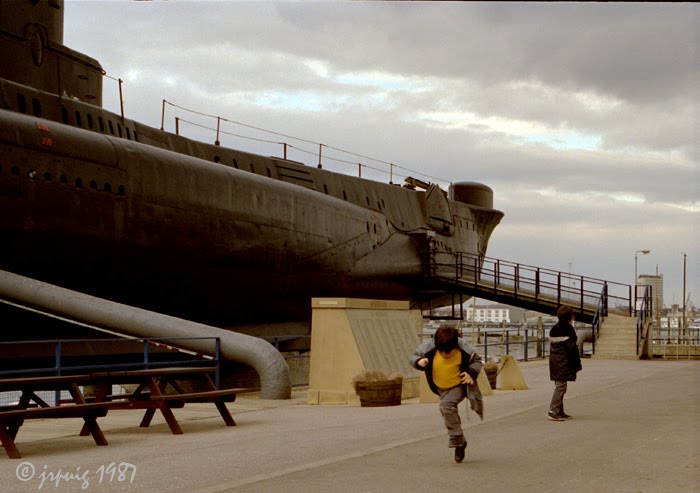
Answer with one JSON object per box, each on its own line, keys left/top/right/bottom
{"left": 64, "top": 1, "right": 699, "bottom": 308}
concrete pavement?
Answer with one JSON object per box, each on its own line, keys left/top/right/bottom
{"left": 1, "top": 359, "right": 697, "bottom": 492}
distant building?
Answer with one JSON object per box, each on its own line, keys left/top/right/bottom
{"left": 637, "top": 274, "right": 664, "bottom": 313}
{"left": 465, "top": 303, "right": 512, "bottom": 323}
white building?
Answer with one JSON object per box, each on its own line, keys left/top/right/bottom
{"left": 465, "top": 303, "right": 511, "bottom": 323}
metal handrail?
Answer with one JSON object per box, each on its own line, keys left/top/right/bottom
{"left": 426, "top": 249, "right": 631, "bottom": 318}
{"left": 636, "top": 285, "right": 653, "bottom": 355}
{"left": 590, "top": 286, "right": 608, "bottom": 354}
{"left": 0, "top": 336, "right": 222, "bottom": 389}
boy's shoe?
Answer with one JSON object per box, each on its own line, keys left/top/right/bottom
{"left": 560, "top": 412, "right": 572, "bottom": 419}
{"left": 547, "top": 411, "right": 565, "bottom": 421}
{"left": 454, "top": 441, "right": 467, "bottom": 463}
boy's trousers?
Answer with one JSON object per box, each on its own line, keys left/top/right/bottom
{"left": 438, "top": 385, "right": 467, "bottom": 447}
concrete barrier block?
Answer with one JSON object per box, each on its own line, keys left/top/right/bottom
{"left": 499, "top": 355, "right": 528, "bottom": 390}
{"left": 476, "top": 368, "right": 494, "bottom": 396}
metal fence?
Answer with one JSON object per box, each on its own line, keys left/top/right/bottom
{"left": 0, "top": 336, "right": 221, "bottom": 406}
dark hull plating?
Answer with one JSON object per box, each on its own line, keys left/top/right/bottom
{"left": 0, "top": 3, "right": 503, "bottom": 333}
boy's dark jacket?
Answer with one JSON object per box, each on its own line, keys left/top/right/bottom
{"left": 549, "top": 321, "right": 582, "bottom": 381}
{"left": 409, "top": 338, "right": 484, "bottom": 419}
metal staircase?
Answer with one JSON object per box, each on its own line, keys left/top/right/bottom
{"left": 422, "top": 249, "right": 633, "bottom": 324}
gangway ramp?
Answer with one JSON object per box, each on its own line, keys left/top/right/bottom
{"left": 423, "top": 250, "right": 633, "bottom": 324}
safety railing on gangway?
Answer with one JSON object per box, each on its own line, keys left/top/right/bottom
{"left": 425, "top": 250, "right": 632, "bottom": 318}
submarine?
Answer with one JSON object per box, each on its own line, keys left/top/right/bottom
{"left": 0, "top": 2, "right": 503, "bottom": 393}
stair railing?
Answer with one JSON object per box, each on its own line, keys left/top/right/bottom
{"left": 591, "top": 285, "right": 608, "bottom": 354}
{"left": 636, "top": 285, "right": 653, "bottom": 355}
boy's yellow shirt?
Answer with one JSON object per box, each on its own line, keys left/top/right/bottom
{"left": 433, "top": 349, "right": 462, "bottom": 390}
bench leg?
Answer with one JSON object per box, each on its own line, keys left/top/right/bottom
{"left": 140, "top": 409, "right": 156, "bottom": 428}
{"left": 0, "top": 422, "right": 22, "bottom": 459}
{"left": 82, "top": 416, "right": 108, "bottom": 446}
{"left": 158, "top": 406, "right": 183, "bottom": 435}
{"left": 215, "top": 401, "right": 236, "bottom": 426}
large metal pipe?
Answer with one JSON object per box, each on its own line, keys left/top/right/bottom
{"left": 0, "top": 269, "right": 291, "bottom": 399}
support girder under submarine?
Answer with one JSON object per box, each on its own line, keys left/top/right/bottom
{"left": 0, "top": 107, "right": 503, "bottom": 334}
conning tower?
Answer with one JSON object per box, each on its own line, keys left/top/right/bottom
{"left": 0, "top": 0, "right": 103, "bottom": 105}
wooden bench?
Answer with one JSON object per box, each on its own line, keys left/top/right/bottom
{"left": 85, "top": 368, "right": 244, "bottom": 434}
{"left": 0, "top": 375, "right": 109, "bottom": 459}
{"left": 1, "top": 369, "right": 247, "bottom": 459}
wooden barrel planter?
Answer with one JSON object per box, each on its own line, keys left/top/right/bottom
{"left": 355, "top": 379, "right": 403, "bottom": 407}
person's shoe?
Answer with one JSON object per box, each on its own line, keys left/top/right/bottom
{"left": 548, "top": 411, "right": 565, "bottom": 421}
{"left": 560, "top": 412, "right": 572, "bottom": 419}
{"left": 454, "top": 441, "right": 467, "bottom": 463}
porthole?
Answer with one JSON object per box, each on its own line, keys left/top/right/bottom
{"left": 323, "top": 184, "right": 328, "bottom": 194}
{"left": 75, "top": 178, "right": 83, "bottom": 188}
{"left": 32, "top": 98, "right": 41, "bottom": 117}
{"left": 61, "top": 107, "right": 68, "bottom": 124}
{"left": 126, "top": 127, "right": 131, "bottom": 140}
{"left": 11, "top": 166, "right": 19, "bottom": 176}
{"left": 214, "top": 155, "right": 220, "bottom": 163}
{"left": 104, "top": 182, "right": 112, "bottom": 192}
{"left": 44, "top": 172, "right": 51, "bottom": 181}
{"left": 75, "top": 111, "right": 82, "bottom": 127}
{"left": 343, "top": 191, "right": 347, "bottom": 200}
{"left": 87, "top": 114, "right": 94, "bottom": 130}
{"left": 98, "top": 116, "right": 104, "bottom": 132}
{"left": 117, "top": 123, "right": 122, "bottom": 138}
{"left": 233, "top": 159, "right": 238, "bottom": 169}
{"left": 118, "top": 185, "right": 126, "bottom": 196}
{"left": 17, "top": 94, "right": 27, "bottom": 114}
{"left": 266, "top": 168, "right": 272, "bottom": 178}
{"left": 89, "top": 180, "right": 97, "bottom": 189}
{"left": 134, "top": 130, "right": 139, "bottom": 142}
{"left": 250, "top": 163, "right": 256, "bottom": 173}
{"left": 60, "top": 174, "right": 68, "bottom": 184}
{"left": 108, "top": 121, "right": 114, "bottom": 135}
{"left": 365, "top": 196, "right": 370, "bottom": 206}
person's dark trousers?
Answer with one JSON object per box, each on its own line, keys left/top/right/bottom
{"left": 549, "top": 380, "right": 567, "bottom": 415}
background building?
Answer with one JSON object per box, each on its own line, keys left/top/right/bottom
{"left": 637, "top": 273, "right": 664, "bottom": 314}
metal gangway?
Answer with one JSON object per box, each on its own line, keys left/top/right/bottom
{"left": 421, "top": 249, "right": 633, "bottom": 325}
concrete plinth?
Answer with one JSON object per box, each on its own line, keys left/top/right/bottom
{"left": 308, "top": 298, "right": 422, "bottom": 405}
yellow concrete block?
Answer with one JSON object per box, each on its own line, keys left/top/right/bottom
{"left": 317, "top": 390, "right": 352, "bottom": 405}
{"left": 419, "top": 373, "right": 439, "bottom": 403}
{"left": 311, "top": 298, "right": 409, "bottom": 310}
{"left": 499, "top": 355, "right": 528, "bottom": 390}
{"left": 476, "top": 368, "right": 494, "bottom": 396}
{"left": 403, "top": 377, "right": 420, "bottom": 399}
{"left": 307, "top": 389, "right": 320, "bottom": 405}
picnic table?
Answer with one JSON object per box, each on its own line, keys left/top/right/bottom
{"left": 0, "top": 374, "right": 108, "bottom": 459}
{"left": 0, "top": 368, "right": 244, "bottom": 459}
{"left": 85, "top": 367, "right": 239, "bottom": 435}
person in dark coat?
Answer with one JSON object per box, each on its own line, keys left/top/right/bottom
{"left": 410, "top": 325, "right": 483, "bottom": 463}
{"left": 548, "top": 305, "right": 582, "bottom": 421}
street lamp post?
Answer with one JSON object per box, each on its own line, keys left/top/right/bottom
{"left": 682, "top": 253, "right": 686, "bottom": 342}
{"left": 634, "top": 249, "right": 651, "bottom": 313}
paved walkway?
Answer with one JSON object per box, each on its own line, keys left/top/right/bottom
{"left": 1, "top": 359, "right": 697, "bottom": 492}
